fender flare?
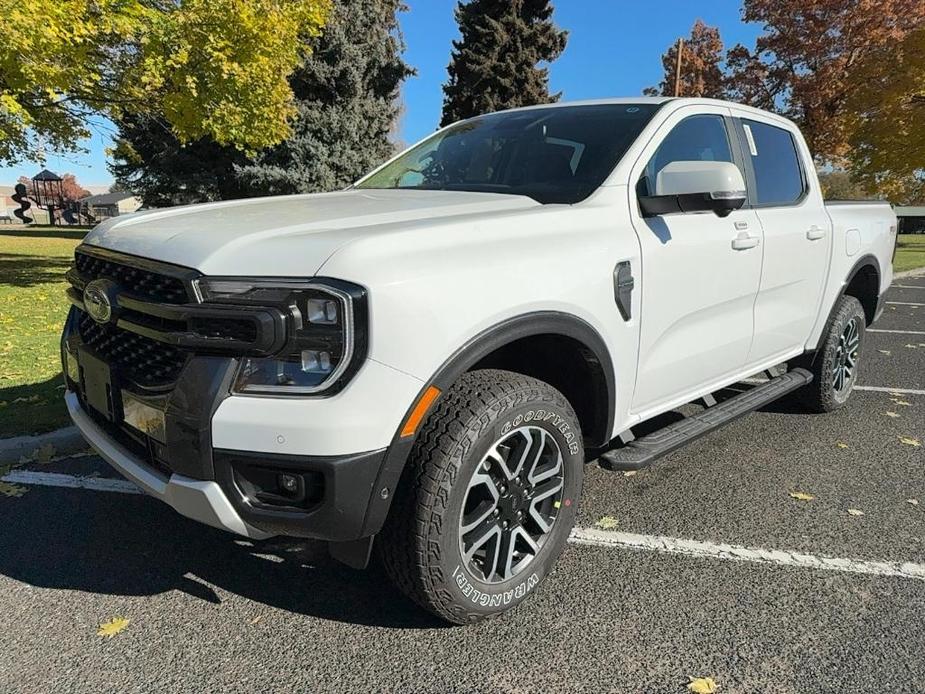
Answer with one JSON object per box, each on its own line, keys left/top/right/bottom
{"left": 359, "top": 311, "right": 616, "bottom": 537}
{"left": 812, "top": 254, "right": 882, "bottom": 353}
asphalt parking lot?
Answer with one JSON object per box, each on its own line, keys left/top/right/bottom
{"left": 2, "top": 276, "right": 923, "bottom": 694}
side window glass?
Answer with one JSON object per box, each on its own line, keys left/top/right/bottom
{"left": 741, "top": 119, "right": 804, "bottom": 205}
{"left": 642, "top": 115, "right": 733, "bottom": 195}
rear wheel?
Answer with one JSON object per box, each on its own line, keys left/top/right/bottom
{"left": 378, "top": 369, "right": 583, "bottom": 624}
{"left": 793, "top": 295, "right": 866, "bottom": 413}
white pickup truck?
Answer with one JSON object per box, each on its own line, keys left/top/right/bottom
{"left": 62, "top": 97, "right": 896, "bottom": 623}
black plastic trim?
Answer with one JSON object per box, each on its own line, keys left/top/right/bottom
{"left": 74, "top": 244, "right": 201, "bottom": 298}
{"left": 639, "top": 191, "right": 745, "bottom": 218}
{"left": 66, "top": 285, "right": 289, "bottom": 356}
{"left": 614, "top": 261, "right": 634, "bottom": 320}
{"left": 359, "top": 311, "right": 616, "bottom": 538}
{"left": 213, "top": 448, "right": 387, "bottom": 541}
{"left": 811, "top": 254, "right": 882, "bottom": 353}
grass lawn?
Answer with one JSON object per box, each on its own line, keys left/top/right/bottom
{"left": 894, "top": 234, "right": 925, "bottom": 274}
{"left": 0, "top": 228, "right": 85, "bottom": 438}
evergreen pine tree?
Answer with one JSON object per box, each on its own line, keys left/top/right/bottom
{"left": 110, "top": 114, "right": 248, "bottom": 207}
{"left": 237, "top": 0, "right": 415, "bottom": 195}
{"left": 440, "top": 0, "right": 567, "bottom": 127}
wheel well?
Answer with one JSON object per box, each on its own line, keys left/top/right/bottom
{"left": 469, "top": 333, "right": 610, "bottom": 449}
{"left": 844, "top": 263, "right": 879, "bottom": 324}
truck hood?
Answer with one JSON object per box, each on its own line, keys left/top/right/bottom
{"left": 83, "top": 189, "right": 539, "bottom": 276}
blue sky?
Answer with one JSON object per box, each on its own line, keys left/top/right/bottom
{"left": 1, "top": 0, "right": 763, "bottom": 187}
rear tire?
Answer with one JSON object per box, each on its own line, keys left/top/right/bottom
{"left": 378, "top": 369, "right": 584, "bottom": 624}
{"left": 792, "top": 295, "right": 866, "bottom": 413}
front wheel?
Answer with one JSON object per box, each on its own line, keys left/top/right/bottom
{"left": 378, "top": 369, "right": 584, "bottom": 624}
{"left": 793, "top": 295, "right": 866, "bottom": 413}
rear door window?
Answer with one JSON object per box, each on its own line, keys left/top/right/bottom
{"left": 740, "top": 120, "right": 805, "bottom": 206}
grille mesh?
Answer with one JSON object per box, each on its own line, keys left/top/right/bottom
{"left": 78, "top": 311, "right": 187, "bottom": 388}
{"left": 75, "top": 251, "right": 189, "bottom": 304}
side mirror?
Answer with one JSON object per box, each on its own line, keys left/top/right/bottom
{"left": 639, "top": 160, "right": 747, "bottom": 218}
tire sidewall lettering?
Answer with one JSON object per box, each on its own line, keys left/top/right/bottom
{"left": 443, "top": 398, "right": 583, "bottom": 613}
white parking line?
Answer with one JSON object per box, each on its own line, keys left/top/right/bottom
{"left": 5, "top": 469, "right": 925, "bottom": 583}
{"left": 855, "top": 386, "right": 925, "bottom": 395}
{"left": 1, "top": 470, "right": 142, "bottom": 494}
{"left": 885, "top": 301, "right": 923, "bottom": 306}
{"left": 869, "top": 329, "right": 925, "bottom": 336}
{"left": 568, "top": 528, "right": 925, "bottom": 582}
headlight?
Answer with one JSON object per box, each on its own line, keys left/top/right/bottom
{"left": 194, "top": 278, "right": 366, "bottom": 395}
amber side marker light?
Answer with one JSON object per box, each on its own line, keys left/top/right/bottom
{"left": 400, "top": 385, "right": 441, "bottom": 438}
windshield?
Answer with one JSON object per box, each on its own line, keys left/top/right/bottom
{"left": 356, "top": 103, "right": 660, "bottom": 204}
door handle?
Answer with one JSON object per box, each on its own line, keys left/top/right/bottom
{"left": 806, "top": 226, "right": 826, "bottom": 241}
{"left": 731, "top": 232, "right": 760, "bottom": 251}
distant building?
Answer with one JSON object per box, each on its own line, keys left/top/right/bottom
{"left": 79, "top": 192, "right": 143, "bottom": 222}
{"left": 896, "top": 206, "right": 925, "bottom": 234}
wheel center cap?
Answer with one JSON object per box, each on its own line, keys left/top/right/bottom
{"left": 499, "top": 480, "right": 529, "bottom": 521}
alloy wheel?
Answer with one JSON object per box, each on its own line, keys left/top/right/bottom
{"left": 832, "top": 316, "right": 860, "bottom": 394}
{"left": 458, "top": 426, "right": 565, "bottom": 584}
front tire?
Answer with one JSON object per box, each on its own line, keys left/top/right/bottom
{"left": 793, "top": 295, "right": 866, "bottom": 413}
{"left": 378, "top": 369, "right": 584, "bottom": 624}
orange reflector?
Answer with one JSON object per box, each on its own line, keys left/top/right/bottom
{"left": 400, "top": 385, "right": 441, "bottom": 438}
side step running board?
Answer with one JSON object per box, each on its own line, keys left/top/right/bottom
{"left": 599, "top": 368, "right": 813, "bottom": 472}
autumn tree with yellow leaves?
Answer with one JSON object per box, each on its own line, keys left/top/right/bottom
{"left": 0, "top": 0, "right": 331, "bottom": 165}
{"left": 845, "top": 28, "right": 925, "bottom": 204}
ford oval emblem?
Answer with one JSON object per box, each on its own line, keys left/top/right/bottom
{"left": 83, "top": 280, "right": 114, "bottom": 324}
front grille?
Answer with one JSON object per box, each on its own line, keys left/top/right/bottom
{"left": 190, "top": 317, "right": 258, "bottom": 342}
{"left": 75, "top": 250, "right": 190, "bottom": 303}
{"left": 67, "top": 247, "right": 283, "bottom": 391}
{"left": 78, "top": 311, "right": 187, "bottom": 389}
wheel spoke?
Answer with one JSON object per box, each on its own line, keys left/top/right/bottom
{"left": 497, "top": 528, "right": 517, "bottom": 580}
{"left": 461, "top": 498, "right": 497, "bottom": 534}
{"left": 463, "top": 519, "right": 501, "bottom": 563}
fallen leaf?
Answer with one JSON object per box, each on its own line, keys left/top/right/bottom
{"left": 899, "top": 437, "right": 921, "bottom": 447}
{"left": 687, "top": 676, "right": 718, "bottom": 693}
{"left": 847, "top": 508, "right": 864, "bottom": 516}
{"left": 835, "top": 441, "right": 849, "bottom": 449}
{"left": 884, "top": 411, "right": 900, "bottom": 418}
{"left": 595, "top": 516, "right": 619, "bottom": 530}
{"left": 905, "top": 344, "right": 919, "bottom": 349}
{"left": 97, "top": 617, "right": 130, "bottom": 638}
{"left": 622, "top": 470, "right": 637, "bottom": 477}
{"left": 33, "top": 443, "right": 56, "bottom": 463}
{"left": 908, "top": 499, "right": 920, "bottom": 506}
{"left": 891, "top": 399, "right": 912, "bottom": 407}
{"left": 789, "top": 491, "right": 815, "bottom": 501}
{"left": 889, "top": 391, "right": 903, "bottom": 397}
{"left": 250, "top": 615, "right": 263, "bottom": 625}
{"left": 0, "top": 481, "right": 27, "bottom": 498}
{"left": 878, "top": 349, "right": 891, "bottom": 355}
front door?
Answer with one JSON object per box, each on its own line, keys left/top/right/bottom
{"left": 628, "top": 107, "right": 763, "bottom": 414}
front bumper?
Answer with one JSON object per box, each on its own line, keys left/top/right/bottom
{"left": 66, "top": 391, "right": 270, "bottom": 539}
{"left": 67, "top": 388, "right": 392, "bottom": 541}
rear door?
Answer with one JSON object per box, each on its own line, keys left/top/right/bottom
{"left": 731, "top": 114, "right": 832, "bottom": 364}
{"left": 628, "top": 106, "right": 763, "bottom": 414}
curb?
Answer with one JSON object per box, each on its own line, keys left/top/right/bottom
{"left": 0, "top": 426, "right": 89, "bottom": 466}
{"left": 895, "top": 268, "right": 925, "bottom": 279}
